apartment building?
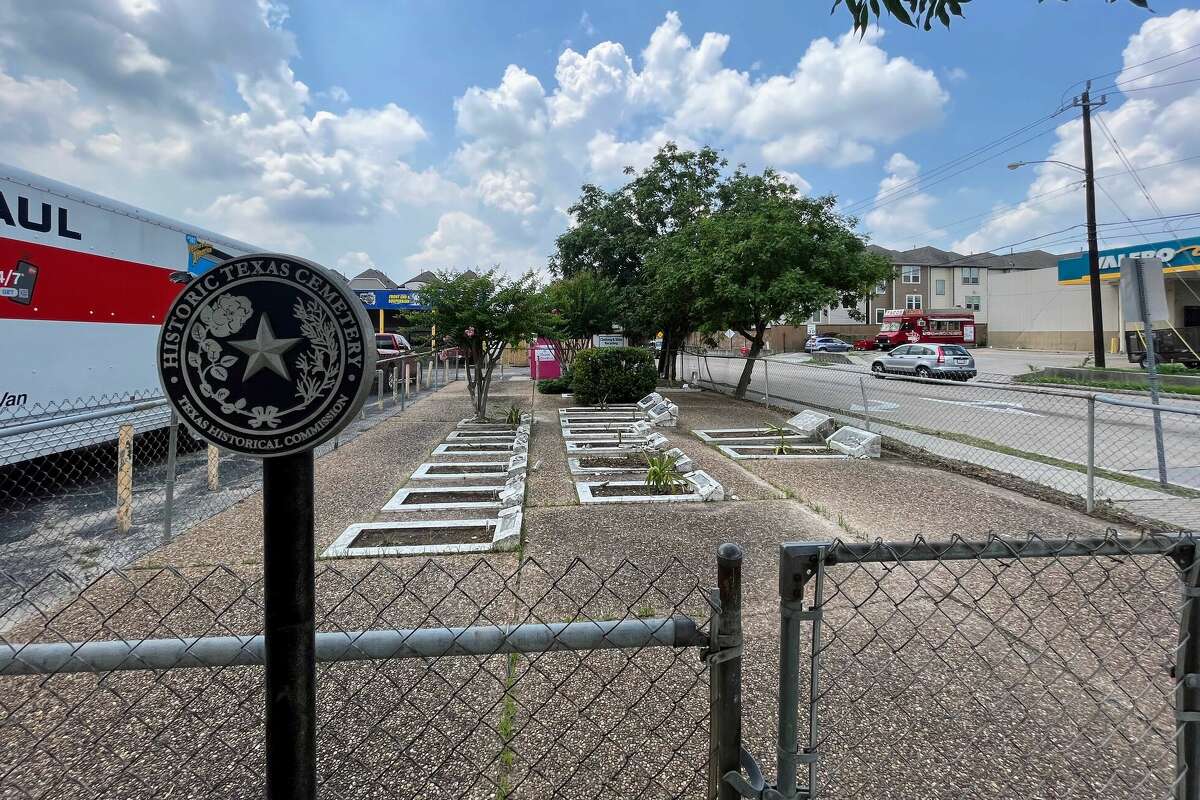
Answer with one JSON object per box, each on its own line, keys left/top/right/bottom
{"left": 813, "top": 245, "right": 1065, "bottom": 345}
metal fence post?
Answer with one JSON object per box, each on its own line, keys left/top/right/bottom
{"left": 376, "top": 369, "right": 384, "bottom": 411}
{"left": 1175, "top": 541, "right": 1200, "bottom": 800}
{"left": 161, "top": 414, "right": 179, "bottom": 545}
{"left": 778, "top": 542, "right": 825, "bottom": 800}
{"left": 710, "top": 543, "right": 744, "bottom": 800}
{"left": 116, "top": 424, "right": 134, "bottom": 534}
{"left": 401, "top": 363, "right": 408, "bottom": 411}
{"left": 763, "top": 359, "right": 770, "bottom": 408}
{"left": 207, "top": 444, "right": 220, "bottom": 491}
{"left": 1086, "top": 395, "right": 1096, "bottom": 513}
{"left": 859, "top": 376, "right": 872, "bottom": 433}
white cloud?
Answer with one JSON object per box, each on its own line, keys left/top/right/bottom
{"left": 0, "top": 4, "right": 953, "bottom": 278}
{"left": 579, "top": 11, "right": 596, "bottom": 37}
{"left": 336, "top": 251, "right": 376, "bottom": 274}
{"left": 736, "top": 29, "right": 946, "bottom": 165}
{"left": 445, "top": 10, "right": 948, "bottom": 256}
{"left": 955, "top": 8, "right": 1200, "bottom": 256}
{"left": 864, "top": 153, "right": 943, "bottom": 248}
{"left": 405, "top": 211, "right": 540, "bottom": 273}
{"left": 454, "top": 65, "right": 547, "bottom": 144}
{"left": 776, "top": 170, "right": 812, "bottom": 194}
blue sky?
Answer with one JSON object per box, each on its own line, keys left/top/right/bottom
{"left": 2, "top": 0, "right": 1198, "bottom": 281}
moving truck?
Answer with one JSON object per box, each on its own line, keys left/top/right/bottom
{"left": 0, "top": 163, "right": 259, "bottom": 464}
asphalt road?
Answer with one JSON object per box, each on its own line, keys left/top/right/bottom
{"left": 684, "top": 352, "right": 1200, "bottom": 491}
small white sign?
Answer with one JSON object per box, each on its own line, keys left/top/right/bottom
{"left": 806, "top": 323, "right": 817, "bottom": 336}
{"left": 724, "top": 330, "right": 737, "bottom": 340}
{"left": 595, "top": 334, "right": 625, "bottom": 348}
{"left": 535, "top": 345, "right": 556, "bottom": 362}
{"left": 1120, "top": 257, "right": 1170, "bottom": 325}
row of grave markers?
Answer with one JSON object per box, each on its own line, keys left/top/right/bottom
{"left": 561, "top": 392, "right": 725, "bottom": 504}
{"left": 323, "top": 414, "right": 531, "bottom": 558}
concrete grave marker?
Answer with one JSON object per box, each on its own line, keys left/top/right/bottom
{"left": 685, "top": 470, "right": 724, "bottom": 501}
{"left": 637, "top": 392, "right": 664, "bottom": 411}
{"left": 664, "top": 447, "right": 695, "bottom": 473}
{"left": 647, "top": 400, "right": 679, "bottom": 427}
{"left": 785, "top": 410, "right": 836, "bottom": 439}
{"left": 826, "top": 426, "right": 881, "bottom": 458}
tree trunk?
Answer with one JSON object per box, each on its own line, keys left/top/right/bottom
{"left": 656, "top": 331, "right": 670, "bottom": 379}
{"left": 733, "top": 328, "right": 766, "bottom": 399}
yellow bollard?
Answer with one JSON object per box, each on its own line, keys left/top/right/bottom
{"left": 116, "top": 424, "right": 134, "bottom": 534}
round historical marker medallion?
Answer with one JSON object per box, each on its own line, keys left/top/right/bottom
{"left": 157, "top": 254, "right": 376, "bottom": 458}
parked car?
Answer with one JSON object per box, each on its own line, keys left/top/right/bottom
{"left": 376, "top": 332, "right": 412, "bottom": 356}
{"left": 804, "top": 336, "right": 853, "bottom": 353}
{"left": 871, "top": 343, "right": 977, "bottom": 381}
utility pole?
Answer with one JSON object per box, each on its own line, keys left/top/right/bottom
{"left": 1077, "top": 82, "right": 1108, "bottom": 367}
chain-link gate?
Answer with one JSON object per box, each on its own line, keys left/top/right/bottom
{"left": 714, "top": 532, "right": 1198, "bottom": 800}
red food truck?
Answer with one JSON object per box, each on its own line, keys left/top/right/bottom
{"left": 875, "top": 309, "right": 977, "bottom": 350}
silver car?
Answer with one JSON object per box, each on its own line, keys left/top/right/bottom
{"left": 871, "top": 343, "right": 976, "bottom": 381}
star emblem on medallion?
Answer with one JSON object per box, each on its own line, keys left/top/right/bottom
{"left": 229, "top": 314, "right": 302, "bottom": 381}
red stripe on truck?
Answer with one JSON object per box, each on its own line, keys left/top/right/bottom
{"left": 0, "top": 236, "right": 182, "bottom": 325}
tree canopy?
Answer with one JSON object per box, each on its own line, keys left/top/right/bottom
{"left": 542, "top": 270, "right": 621, "bottom": 366}
{"left": 835, "top": 0, "right": 1148, "bottom": 34}
{"left": 417, "top": 269, "right": 549, "bottom": 419}
{"left": 551, "top": 143, "right": 726, "bottom": 376}
{"left": 648, "top": 168, "right": 893, "bottom": 397}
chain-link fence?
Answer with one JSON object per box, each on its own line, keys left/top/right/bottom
{"left": 731, "top": 531, "right": 1196, "bottom": 800}
{"left": 0, "top": 554, "right": 711, "bottom": 800}
{"left": 686, "top": 350, "right": 1200, "bottom": 530}
{"left": 0, "top": 351, "right": 457, "bottom": 589}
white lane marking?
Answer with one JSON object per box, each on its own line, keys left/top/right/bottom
{"left": 849, "top": 401, "right": 899, "bottom": 413}
{"left": 920, "top": 397, "right": 1043, "bottom": 417}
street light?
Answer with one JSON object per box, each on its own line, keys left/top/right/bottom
{"left": 1008, "top": 154, "right": 1105, "bottom": 367}
{"left": 1006, "top": 160, "right": 1084, "bottom": 173}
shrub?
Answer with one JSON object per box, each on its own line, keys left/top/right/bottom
{"left": 536, "top": 369, "right": 572, "bottom": 394}
{"left": 643, "top": 452, "right": 686, "bottom": 495}
{"left": 571, "top": 347, "right": 657, "bottom": 405}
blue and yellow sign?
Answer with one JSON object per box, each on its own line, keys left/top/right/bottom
{"left": 1058, "top": 236, "right": 1200, "bottom": 284}
{"left": 355, "top": 289, "right": 428, "bottom": 310}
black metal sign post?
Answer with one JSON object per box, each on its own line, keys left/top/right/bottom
{"left": 157, "top": 254, "right": 375, "bottom": 800}
{"left": 263, "top": 449, "right": 316, "bottom": 798}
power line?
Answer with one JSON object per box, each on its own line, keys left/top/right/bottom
{"left": 1094, "top": 53, "right": 1200, "bottom": 94}
{"left": 840, "top": 108, "right": 1072, "bottom": 216}
{"left": 1060, "top": 41, "right": 1200, "bottom": 104}
{"left": 1107, "top": 76, "right": 1200, "bottom": 95}
{"left": 846, "top": 115, "right": 1070, "bottom": 218}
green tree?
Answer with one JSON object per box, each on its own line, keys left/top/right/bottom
{"left": 417, "top": 269, "right": 550, "bottom": 420}
{"left": 835, "top": 0, "right": 1147, "bottom": 34}
{"left": 658, "top": 168, "right": 893, "bottom": 398}
{"left": 542, "top": 270, "right": 621, "bottom": 367}
{"left": 551, "top": 142, "right": 726, "bottom": 377}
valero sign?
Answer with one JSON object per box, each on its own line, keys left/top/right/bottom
{"left": 1058, "top": 236, "right": 1200, "bottom": 284}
